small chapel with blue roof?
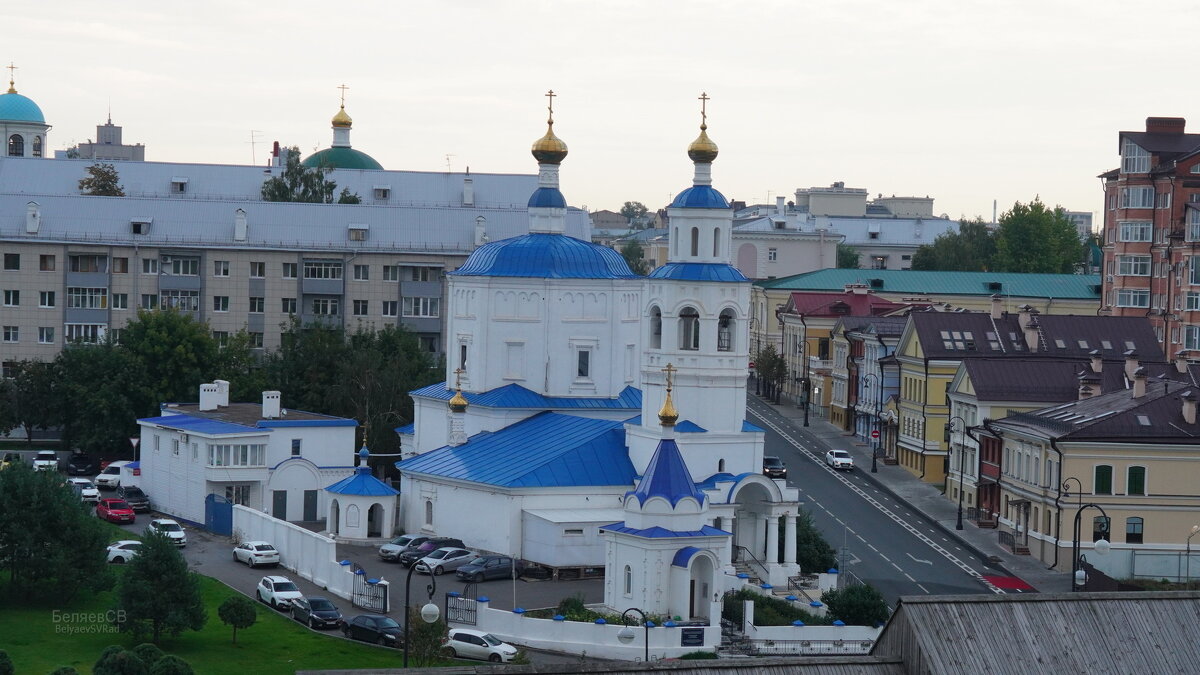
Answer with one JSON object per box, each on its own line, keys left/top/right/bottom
{"left": 396, "top": 93, "right": 802, "bottom": 620}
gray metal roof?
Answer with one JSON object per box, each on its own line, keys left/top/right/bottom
{"left": 335, "top": 656, "right": 906, "bottom": 674}
{"left": 874, "top": 592, "right": 1200, "bottom": 675}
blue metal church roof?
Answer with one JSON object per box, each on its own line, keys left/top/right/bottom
{"left": 325, "top": 467, "right": 400, "bottom": 496}
{"left": 452, "top": 233, "right": 639, "bottom": 280}
{"left": 410, "top": 382, "right": 642, "bottom": 411}
{"left": 527, "top": 187, "right": 567, "bottom": 208}
{"left": 139, "top": 414, "right": 263, "bottom": 436}
{"left": 648, "top": 263, "right": 748, "bottom": 282}
{"left": 0, "top": 92, "right": 45, "bottom": 123}
{"left": 627, "top": 437, "right": 706, "bottom": 507}
{"left": 670, "top": 185, "right": 729, "bottom": 209}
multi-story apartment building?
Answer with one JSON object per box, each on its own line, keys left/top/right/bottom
{"left": 1100, "top": 117, "right": 1200, "bottom": 359}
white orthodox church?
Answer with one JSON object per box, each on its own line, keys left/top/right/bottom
{"left": 396, "top": 96, "right": 802, "bottom": 620}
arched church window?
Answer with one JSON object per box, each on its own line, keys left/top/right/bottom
{"left": 713, "top": 227, "right": 721, "bottom": 257}
{"left": 31, "top": 136, "right": 41, "bottom": 157}
{"left": 718, "top": 459, "right": 726, "bottom": 472}
{"left": 650, "top": 306, "right": 662, "bottom": 349}
{"left": 673, "top": 227, "right": 679, "bottom": 256}
{"left": 690, "top": 228, "right": 699, "bottom": 257}
{"left": 623, "top": 565, "right": 632, "bottom": 595}
{"left": 424, "top": 500, "right": 433, "bottom": 528}
{"left": 680, "top": 307, "right": 700, "bottom": 351}
{"left": 8, "top": 134, "right": 23, "bottom": 157}
{"left": 717, "top": 309, "right": 735, "bottom": 352}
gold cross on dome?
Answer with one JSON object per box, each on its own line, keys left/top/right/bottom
{"left": 662, "top": 363, "right": 677, "bottom": 392}
{"left": 337, "top": 83, "right": 349, "bottom": 107}
{"left": 698, "top": 92, "right": 709, "bottom": 125}
{"left": 453, "top": 367, "right": 465, "bottom": 390}
{"left": 6, "top": 62, "right": 16, "bottom": 92}
{"left": 545, "top": 89, "right": 556, "bottom": 121}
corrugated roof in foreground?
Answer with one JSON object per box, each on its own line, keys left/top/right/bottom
{"left": 335, "top": 656, "right": 906, "bottom": 675}
{"left": 757, "top": 269, "right": 1101, "bottom": 300}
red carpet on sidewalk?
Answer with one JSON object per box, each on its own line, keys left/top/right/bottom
{"left": 982, "top": 575, "right": 1037, "bottom": 592}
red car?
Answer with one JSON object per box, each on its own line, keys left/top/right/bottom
{"left": 97, "top": 498, "right": 136, "bottom": 524}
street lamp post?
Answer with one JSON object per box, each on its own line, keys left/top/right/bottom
{"left": 862, "top": 373, "right": 881, "bottom": 474}
{"left": 1187, "top": 525, "right": 1200, "bottom": 585}
{"left": 402, "top": 562, "right": 440, "bottom": 667}
{"left": 1071, "top": 503, "right": 1112, "bottom": 591}
{"left": 799, "top": 313, "right": 809, "bottom": 427}
{"left": 944, "top": 416, "right": 967, "bottom": 530}
{"left": 617, "top": 607, "right": 650, "bottom": 662}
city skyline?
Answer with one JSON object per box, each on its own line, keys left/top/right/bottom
{"left": 7, "top": 0, "right": 1198, "bottom": 220}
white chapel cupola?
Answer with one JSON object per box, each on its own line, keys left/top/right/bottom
{"left": 0, "top": 63, "right": 50, "bottom": 159}
{"left": 528, "top": 89, "right": 569, "bottom": 234}
{"left": 665, "top": 92, "right": 731, "bottom": 265}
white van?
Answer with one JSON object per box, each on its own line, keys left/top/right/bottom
{"left": 96, "top": 460, "right": 132, "bottom": 489}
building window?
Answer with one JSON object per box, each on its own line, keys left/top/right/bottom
{"left": 162, "top": 289, "right": 199, "bottom": 311}
{"left": 249, "top": 296, "right": 264, "bottom": 313}
{"left": 679, "top": 306, "right": 700, "bottom": 350}
{"left": 225, "top": 485, "right": 251, "bottom": 505}
{"left": 66, "top": 287, "right": 108, "bottom": 309}
{"left": 1094, "top": 465, "right": 1113, "bottom": 495}
{"left": 577, "top": 350, "right": 591, "bottom": 379}
{"left": 70, "top": 255, "right": 108, "bottom": 273}
{"left": 1117, "top": 255, "right": 1150, "bottom": 276}
{"left": 39, "top": 255, "right": 55, "bottom": 271}
{"left": 411, "top": 267, "right": 439, "bottom": 282}
{"left": 282, "top": 262, "right": 298, "bottom": 279}
{"left": 3, "top": 254, "right": 18, "bottom": 270}
{"left": 650, "top": 306, "right": 662, "bottom": 349}
{"left": 348, "top": 227, "right": 368, "bottom": 242}
{"left": 402, "top": 297, "right": 440, "bottom": 318}
{"left": 212, "top": 331, "right": 228, "bottom": 346}
{"left": 291, "top": 439, "right": 301, "bottom": 456}
{"left": 420, "top": 336, "right": 438, "bottom": 353}
{"left": 1121, "top": 139, "right": 1150, "bottom": 173}
{"left": 1126, "top": 517, "right": 1144, "bottom": 544}
{"left": 690, "top": 227, "right": 699, "bottom": 256}
{"left": 141, "top": 258, "right": 158, "bottom": 274}
{"left": 39, "top": 291, "right": 55, "bottom": 308}
{"left": 1116, "top": 289, "right": 1149, "bottom": 308}
{"left": 141, "top": 294, "right": 159, "bottom": 310}
{"left": 162, "top": 256, "right": 199, "bottom": 276}
{"left": 383, "top": 265, "right": 399, "bottom": 282}
{"left": 249, "top": 332, "right": 264, "bottom": 348}
{"left": 1185, "top": 326, "right": 1200, "bottom": 351}
{"left": 206, "top": 443, "right": 266, "bottom": 467}
{"left": 112, "top": 293, "right": 127, "bottom": 310}
{"left": 353, "top": 264, "right": 369, "bottom": 281}
{"left": 871, "top": 255, "right": 888, "bottom": 270}
{"left": 213, "top": 260, "right": 230, "bottom": 277}
{"left": 303, "top": 261, "right": 342, "bottom": 279}
{"left": 2, "top": 290, "right": 18, "bottom": 307}
{"left": 424, "top": 500, "right": 433, "bottom": 528}
{"left": 1157, "top": 192, "right": 1172, "bottom": 209}
{"left": 8, "top": 134, "right": 23, "bottom": 156}
{"left": 459, "top": 344, "right": 468, "bottom": 369}
{"left": 1127, "top": 466, "right": 1146, "bottom": 495}
{"left": 3, "top": 326, "right": 18, "bottom": 342}
{"left": 249, "top": 261, "right": 265, "bottom": 278}
{"left": 623, "top": 565, "right": 632, "bottom": 595}
{"left": 213, "top": 296, "right": 229, "bottom": 312}
{"left": 1119, "top": 221, "right": 1152, "bottom": 242}
{"left": 1120, "top": 187, "right": 1154, "bottom": 209}
{"left": 37, "top": 327, "right": 54, "bottom": 344}
{"left": 281, "top": 297, "right": 297, "bottom": 314}
{"left": 352, "top": 299, "right": 368, "bottom": 316}
{"left": 768, "top": 248, "right": 778, "bottom": 262}
{"left": 718, "top": 310, "right": 735, "bottom": 352}
{"left": 382, "top": 300, "right": 397, "bottom": 317}
{"left": 374, "top": 187, "right": 390, "bottom": 200}
{"left": 312, "top": 298, "right": 339, "bottom": 316}
{"left": 31, "top": 135, "right": 41, "bottom": 157}
{"left": 1092, "top": 516, "right": 1111, "bottom": 543}
{"left": 112, "top": 257, "right": 128, "bottom": 274}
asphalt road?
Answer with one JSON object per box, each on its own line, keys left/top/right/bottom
{"left": 747, "top": 398, "right": 1001, "bottom": 607}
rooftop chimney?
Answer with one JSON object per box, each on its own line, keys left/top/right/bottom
{"left": 214, "top": 379, "right": 230, "bottom": 407}
{"left": 199, "top": 383, "right": 220, "bottom": 412}
{"left": 262, "top": 391, "right": 281, "bottom": 419}
{"left": 1132, "top": 367, "right": 1147, "bottom": 398}
{"left": 845, "top": 283, "right": 870, "bottom": 295}
{"left": 1017, "top": 304, "right": 1034, "bottom": 330}
{"left": 1023, "top": 316, "right": 1040, "bottom": 351}
{"left": 1146, "top": 117, "right": 1186, "bottom": 134}
{"left": 1078, "top": 383, "right": 1095, "bottom": 401}
{"left": 1183, "top": 391, "right": 1197, "bottom": 425}
{"left": 1175, "top": 351, "right": 1190, "bottom": 374}
{"left": 776, "top": 195, "right": 786, "bottom": 216}
{"left": 1124, "top": 350, "right": 1140, "bottom": 380}
{"left": 990, "top": 294, "right": 1002, "bottom": 320}
{"left": 1090, "top": 350, "right": 1103, "bottom": 374}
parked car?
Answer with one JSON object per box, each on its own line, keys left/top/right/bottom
{"left": 95, "top": 460, "right": 132, "bottom": 489}
{"left": 256, "top": 575, "right": 304, "bottom": 610}
{"left": 233, "top": 541, "right": 281, "bottom": 568}
{"left": 33, "top": 450, "right": 59, "bottom": 472}
{"left": 398, "top": 537, "right": 464, "bottom": 567}
{"left": 825, "top": 449, "right": 854, "bottom": 471}
{"left": 414, "top": 547, "right": 473, "bottom": 576}
{"left": 96, "top": 498, "right": 136, "bottom": 524}
{"left": 116, "top": 485, "right": 151, "bottom": 512}
{"left": 378, "top": 534, "right": 429, "bottom": 563}
{"left": 105, "top": 540, "right": 143, "bottom": 564}
{"left": 341, "top": 614, "right": 403, "bottom": 647}
{"left": 455, "top": 555, "right": 525, "bottom": 583}
{"left": 290, "top": 596, "right": 343, "bottom": 629}
{"left": 763, "top": 455, "right": 788, "bottom": 479}
{"left": 146, "top": 518, "right": 187, "bottom": 547}
{"left": 443, "top": 628, "right": 519, "bottom": 663}
{"left": 66, "top": 453, "right": 98, "bottom": 476}
{"left": 1, "top": 452, "right": 20, "bottom": 470}
{"left": 68, "top": 477, "right": 101, "bottom": 503}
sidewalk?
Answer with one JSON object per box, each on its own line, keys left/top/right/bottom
{"left": 759, "top": 399, "right": 1072, "bottom": 594}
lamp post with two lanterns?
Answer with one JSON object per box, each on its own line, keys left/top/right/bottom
{"left": 1071, "top": 503, "right": 1112, "bottom": 591}
{"left": 943, "top": 416, "right": 968, "bottom": 530}
{"left": 616, "top": 607, "right": 651, "bottom": 662}
{"left": 402, "top": 562, "right": 441, "bottom": 668}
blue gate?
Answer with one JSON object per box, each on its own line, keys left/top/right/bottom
{"left": 205, "top": 494, "right": 233, "bottom": 535}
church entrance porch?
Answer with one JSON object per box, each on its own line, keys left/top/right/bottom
{"left": 727, "top": 477, "right": 800, "bottom": 587}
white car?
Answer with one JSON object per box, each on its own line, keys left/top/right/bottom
{"left": 106, "top": 540, "right": 143, "bottom": 564}
{"left": 95, "top": 460, "right": 131, "bottom": 489}
{"left": 234, "top": 541, "right": 280, "bottom": 568}
{"left": 443, "top": 628, "right": 519, "bottom": 663}
{"left": 33, "top": 450, "right": 59, "bottom": 472}
{"left": 68, "top": 478, "right": 100, "bottom": 503}
{"left": 414, "top": 547, "right": 473, "bottom": 576}
{"left": 146, "top": 518, "right": 187, "bottom": 547}
{"left": 825, "top": 449, "right": 854, "bottom": 471}
{"left": 257, "top": 575, "right": 304, "bottom": 610}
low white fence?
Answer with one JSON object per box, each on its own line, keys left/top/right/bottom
{"left": 462, "top": 597, "right": 719, "bottom": 661}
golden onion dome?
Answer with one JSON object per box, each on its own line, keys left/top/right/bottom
{"left": 448, "top": 388, "right": 468, "bottom": 413}
{"left": 687, "top": 123, "right": 719, "bottom": 163}
{"left": 331, "top": 105, "right": 353, "bottom": 128}
{"left": 531, "top": 119, "right": 568, "bottom": 164}
{"left": 658, "top": 388, "right": 679, "bottom": 427}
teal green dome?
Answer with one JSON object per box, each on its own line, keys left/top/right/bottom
{"left": 302, "top": 147, "right": 382, "bottom": 170}
{"left": 0, "top": 91, "right": 45, "bottom": 123}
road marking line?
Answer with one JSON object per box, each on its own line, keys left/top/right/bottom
{"left": 856, "top": 534, "right": 867, "bottom": 543}
{"left": 891, "top": 562, "right": 903, "bottom": 571}
{"left": 907, "top": 553, "right": 933, "bottom": 565}
{"left": 917, "top": 584, "right": 930, "bottom": 593}
{"left": 904, "top": 573, "right": 916, "bottom": 582}
{"left": 867, "top": 544, "right": 879, "bottom": 552}
{"left": 879, "top": 554, "right": 891, "bottom": 562}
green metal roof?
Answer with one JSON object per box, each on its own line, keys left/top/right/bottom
{"left": 755, "top": 269, "right": 1101, "bottom": 300}
{"left": 302, "top": 147, "right": 383, "bottom": 170}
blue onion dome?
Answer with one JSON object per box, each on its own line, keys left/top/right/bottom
{"left": 358, "top": 446, "right": 370, "bottom": 460}
{"left": 0, "top": 79, "right": 44, "bottom": 124}
{"left": 453, "top": 233, "right": 637, "bottom": 279}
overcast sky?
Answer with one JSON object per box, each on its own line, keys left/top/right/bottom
{"left": 8, "top": 1, "right": 1197, "bottom": 221}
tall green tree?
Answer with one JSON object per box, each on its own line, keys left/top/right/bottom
{"left": 79, "top": 162, "right": 126, "bottom": 196}
{"left": 260, "top": 146, "right": 359, "bottom": 203}
{"left": 619, "top": 238, "right": 651, "bottom": 275}
{"left": 12, "top": 359, "right": 62, "bottom": 445}
{"left": 119, "top": 309, "right": 218, "bottom": 406}
{"left": 992, "top": 198, "right": 1083, "bottom": 273}
{"left": 55, "top": 343, "right": 148, "bottom": 456}
{"left": 910, "top": 217, "right": 997, "bottom": 271}
{"left": 821, "top": 583, "right": 890, "bottom": 626}
{"left": 754, "top": 345, "right": 787, "bottom": 401}
{"left": 0, "top": 378, "right": 16, "bottom": 438}
{"left": 837, "top": 244, "right": 861, "bottom": 269}
{"left": 116, "top": 531, "right": 207, "bottom": 643}
{"left": 217, "top": 596, "right": 257, "bottom": 644}
{"left": 795, "top": 509, "right": 837, "bottom": 573}
{"left": 619, "top": 200, "right": 649, "bottom": 224}
{"left": 213, "top": 329, "right": 270, "bottom": 403}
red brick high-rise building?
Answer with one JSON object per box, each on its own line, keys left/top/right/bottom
{"left": 1101, "top": 117, "right": 1200, "bottom": 359}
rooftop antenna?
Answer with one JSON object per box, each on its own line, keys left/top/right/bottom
{"left": 247, "top": 130, "right": 263, "bottom": 165}
{"left": 445, "top": 153, "right": 456, "bottom": 172}
{"left": 107, "top": 98, "right": 112, "bottom": 125}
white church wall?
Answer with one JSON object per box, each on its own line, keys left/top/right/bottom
{"left": 266, "top": 461, "right": 353, "bottom": 522}
{"left": 233, "top": 505, "right": 356, "bottom": 600}
{"left": 262, "top": 425, "right": 355, "bottom": 468}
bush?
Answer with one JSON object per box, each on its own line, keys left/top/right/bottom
{"left": 821, "top": 584, "right": 890, "bottom": 626}
{"left": 149, "top": 655, "right": 194, "bottom": 675}
{"left": 93, "top": 648, "right": 149, "bottom": 675}
{"left": 51, "top": 668, "right": 81, "bottom": 675}
{"left": 0, "top": 649, "right": 12, "bottom": 675}
{"left": 217, "top": 595, "right": 258, "bottom": 644}
{"left": 722, "top": 589, "right": 828, "bottom": 626}
{"left": 679, "top": 650, "right": 719, "bottom": 659}
{"left": 132, "top": 643, "right": 165, "bottom": 667}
